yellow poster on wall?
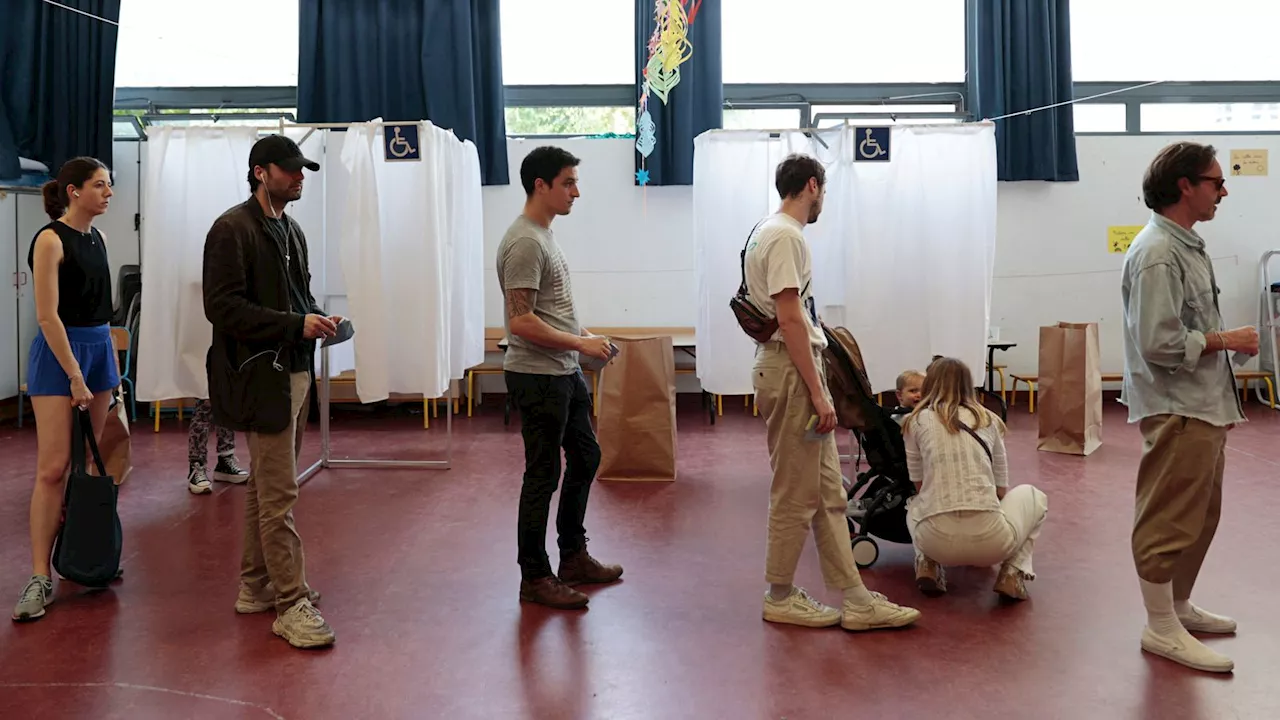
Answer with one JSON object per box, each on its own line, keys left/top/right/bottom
{"left": 1108, "top": 225, "right": 1144, "bottom": 254}
{"left": 1230, "top": 149, "right": 1269, "bottom": 177}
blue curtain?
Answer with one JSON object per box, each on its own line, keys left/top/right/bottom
{"left": 967, "top": 0, "right": 1078, "bottom": 181}
{"left": 634, "top": 0, "right": 723, "bottom": 186}
{"left": 0, "top": 0, "right": 120, "bottom": 181}
{"left": 298, "top": 0, "right": 509, "bottom": 186}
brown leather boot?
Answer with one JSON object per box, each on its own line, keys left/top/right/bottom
{"left": 520, "top": 577, "right": 589, "bottom": 609}
{"left": 915, "top": 555, "right": 947, "bottom": 597}
{"left": 993, "top": 563, "right": 1029, "bottom": 601}
{"left": 558, "top": 550, "right": 624, "bottom": 586}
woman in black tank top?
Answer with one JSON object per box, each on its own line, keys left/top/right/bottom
{"left": 12, "top": 157, "right": 121, "bottom": 622}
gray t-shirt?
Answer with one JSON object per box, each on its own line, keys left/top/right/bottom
{"left": 496, "top": 215, "right": 580, "bottom": 375}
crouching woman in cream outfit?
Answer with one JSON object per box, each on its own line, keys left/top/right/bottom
{"left": 902, "top": 357, "right": 1048, "bottom": 600}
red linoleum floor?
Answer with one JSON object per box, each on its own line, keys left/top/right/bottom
{"left": 1, "top": 397, "right": 1279, "bottom": 719}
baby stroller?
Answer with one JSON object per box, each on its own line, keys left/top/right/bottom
{"left": 820, "top": 325, "right": 916, "bottom": 569}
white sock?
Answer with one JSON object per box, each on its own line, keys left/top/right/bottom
{"left": 1140, "top": 579, "right": 1186, "bottom": 638}
{"left": 843, "top": 584, "right": 874, "bottom": 606}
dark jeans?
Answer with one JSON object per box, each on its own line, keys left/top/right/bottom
{"left": 506, "top": 369, "right": 601, "bottom": 580}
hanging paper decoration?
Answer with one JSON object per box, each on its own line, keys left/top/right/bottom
{"left": 646, "top": 52, "right": 679, "bottom": 105}
{"left": 635, "top": 169, "right": 651, "bottom": 186}
{"left": 636, "top": 110, "right": 656, "bottom": 158}
{"left": 635, "top": 0, "right": 701, "bottom": 183}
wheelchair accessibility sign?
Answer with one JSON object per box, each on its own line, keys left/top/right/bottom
{"left": 384, "top": 124, "right": 420, "bottom": 162}
{"left": 854, "top": 127, "right": 890, "bottom": 162}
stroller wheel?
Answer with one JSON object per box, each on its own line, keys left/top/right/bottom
{"left": 851, "top": 536, "right": 879, "bottom": 569}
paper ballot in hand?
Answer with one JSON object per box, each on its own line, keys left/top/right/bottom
{"left": 321, "top": 318, "right": 355, "bottom": 347}
{"left": 804, "top": 415, "right": 832, "bottom": 442}
{"left": 580, "top": 341, "right": 620, "bottom": 372}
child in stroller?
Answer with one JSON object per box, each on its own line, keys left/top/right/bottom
{"left": 820, "top": 326, "right": 918, "bottom": 569}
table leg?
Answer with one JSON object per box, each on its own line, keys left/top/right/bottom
{"left": 986, "top": 346, "right": 996, "bottom": 392}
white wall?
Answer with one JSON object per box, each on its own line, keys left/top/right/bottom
{"left": 8, "top": 133, "right": 1274, "bottom": 402}
{"left": 994, "top": 135, "right": 1280, "bottom": 379}
{"left": 482, "top": 137, "right": 697, "bottom": 330}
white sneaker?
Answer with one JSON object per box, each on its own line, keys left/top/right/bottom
{"left": 1177, "top": 603, "right": 1237, "bottom": 635}
{"left": 187, "top": 464, "right": 212, "bottom": 495}
{"left": 272, "top": 598, "right": 336, "bottom": 649}
{"left": 762, "top": 587, "right": 842, "bottom": 628}
{"left": 841, "top": 592, "right": 921, "bottom": 631}
{"left": 1141, "top": 626, "right": 1234, "bottom": 673}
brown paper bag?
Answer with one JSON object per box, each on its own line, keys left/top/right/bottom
{"left": 1036, "top": 322, "right": 1103, "bottom": 456}
{"left": 99, "top": 387, "right": 133, "bottom": 485}
{"left": 596, "top": 336, "right": 678, "bottom": 481}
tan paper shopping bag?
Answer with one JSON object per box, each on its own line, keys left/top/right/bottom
{"left": 99, "top": 387, "right": 133, "bottom": 485}
{"left": 596, "top": 336, "right": 678, "bottom": 482}
{"left": 1037, "top": 322, "right": 1103, "bottom": 456}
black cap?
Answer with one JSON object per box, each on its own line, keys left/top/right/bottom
{"left": 248, "top": 134, "right": 319, "bottom": 173}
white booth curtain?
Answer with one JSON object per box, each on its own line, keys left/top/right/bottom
{"left": 694, "top": 123, "right": 998, "bottom": 396}
{"left": 137, "top": 125, "right": 259, "bottom": 402}
{"left": 139, "top": 121, "right": 486, "bottom": 406}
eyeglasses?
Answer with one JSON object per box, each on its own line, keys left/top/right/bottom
{"left": 1195, "top": 175, "right": 1226, "bottom": 190}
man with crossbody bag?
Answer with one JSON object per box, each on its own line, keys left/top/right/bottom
{"left": 740, "top": 153, "right": 920, "bottom": 632}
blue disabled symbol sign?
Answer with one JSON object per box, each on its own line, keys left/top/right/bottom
{"left": 854, "top": 127, "right": 890, "bottom": 162}
{"left": 384, "top": 124, "right": 421, "bottom": 162}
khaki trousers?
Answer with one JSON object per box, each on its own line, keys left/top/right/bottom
{"left": 241, "top": 371, "right": 313, "bottom": 613}
{"left": 1132, "top": 414, "right": 1227, "bottom": 599}
{"left": 908, "top": 484, "right": 1048, "bottom": 577}
{"left": 753, "top": 342, "right": 861, "bottom": 590}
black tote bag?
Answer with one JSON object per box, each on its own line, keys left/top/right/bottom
{"left": 52, "top": 408, "right": 123, "bottom": 587}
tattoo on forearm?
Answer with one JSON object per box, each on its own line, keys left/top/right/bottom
{"left": 506, "top": 289, "right": 533, "bottom": 318}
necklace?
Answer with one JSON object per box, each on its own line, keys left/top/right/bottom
{"left": 60, "top": 219, "right": 93, "bottom": 244}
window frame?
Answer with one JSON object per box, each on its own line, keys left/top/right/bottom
{"left": 1073, "top": 82, "right": 1280, "bottom": 135}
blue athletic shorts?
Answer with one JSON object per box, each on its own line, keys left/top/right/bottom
{"left": 27, "top": 324, "right": 120, "bottom": 396}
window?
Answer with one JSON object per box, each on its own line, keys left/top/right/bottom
{"left": 811, "top": 104, "right": 961, "bottom": 127}
{"left": 1141, "top": 103, "right": 1280, "bottom": 132}
{"left": 115, "top": 2, "right": 299, "bottom": 87}
{"left": 500, "top": 1, "right": 633, "bottom": 85}
{"left": 1072, "top": 103, "right": 1127, "bottom": 133}
{"left": 1072, "top": 1, "right": 1280, "bottom": 81}
{"left": 112, "top": 118, "right": 143, "bottom": 140}
{"left": 723, "top": 108, "right": 802, "bottom": 130}
{"left": 722, "top": 1, "right": 964, "bottom": 83}
{"left": 504, "top": 107, "right": 636, "bottom": 136}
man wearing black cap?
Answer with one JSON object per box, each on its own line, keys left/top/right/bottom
{"left": 203, "top": 134, "right": 338, "bottom": 649}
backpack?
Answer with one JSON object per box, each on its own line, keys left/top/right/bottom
{"left": 52, "top": 409, "right": 123, "bottom": 587}
{"left": 820, "top": 324, "right": 876, "bottom": 431}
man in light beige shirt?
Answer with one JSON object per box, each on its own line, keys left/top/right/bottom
{"left": 744, "top": 153, "right": 919, "bottom": 633}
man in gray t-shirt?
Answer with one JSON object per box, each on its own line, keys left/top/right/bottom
{"left": 497, "top": 216, "right": 580, "bottom": 375}
{"left": 498, "top": 146, "right": 621, "bottom": 611}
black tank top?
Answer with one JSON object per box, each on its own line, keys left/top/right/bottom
{"left": 27, "top": 221, "right": 113, "bottom": 327}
